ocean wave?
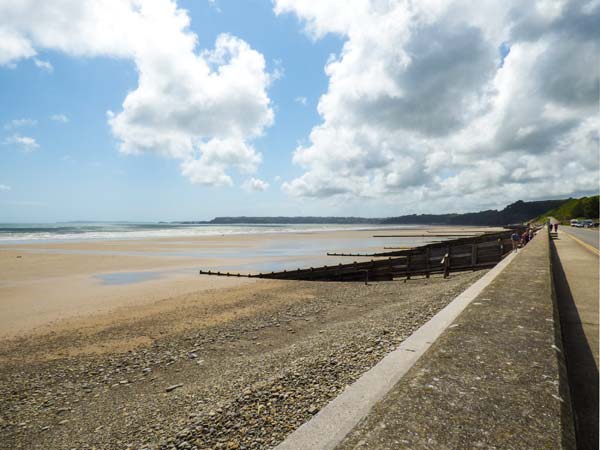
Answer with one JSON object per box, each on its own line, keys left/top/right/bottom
{"left": 0, "top": 223, "right": 407, "bottom": 243}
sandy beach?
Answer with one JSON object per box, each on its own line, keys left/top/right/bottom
{"left": 0, "top": 226, "right": 498, "bottom": 338}
{"left": 0, "top": 271, "right": 486, "bottom": 450}
{"left": 0, "top": 226, "right": 496, "bottom": 449}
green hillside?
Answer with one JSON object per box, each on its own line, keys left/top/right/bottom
{"left": 380, "top": 199, "right": 569, "bottom": 226}
{"left": 536, "top": 195, "right": 599, "bottom": 222}
{"left": 190, "top": 199, "right": 570, "bottom": 226}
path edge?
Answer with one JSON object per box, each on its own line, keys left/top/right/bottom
{"left": 275, "top": 250, "right": 518, "bottom": 450}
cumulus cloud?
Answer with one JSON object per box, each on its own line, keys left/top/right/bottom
{"left": 0, "top": 184, "right": 11, "bottom": 191}
{"left": 0, "top": 28, "right": 35, "bottom": 66}
{"left": 0, "top": 0, "right": 274, "bottom": 187}
{"left": 33, "top": 58, "right": 52, "bottom": 71}
{"left": 242, "top": 177, "right": 270, "bottom": 192}
{"left": 50, "top": 114, "right": 69, "bottom": 123}
{"left": 180, "top": 138, "right": 262, "bottom": 186}
{"left": 207, "top": 0, "right": 221, "bottom": 13}
{"left": 3, "top": 134, "right": 39, "bottom": 151}
{"left": 4, "top": 118, "right": 37, "bottom": 129}
{"left": 276, "top": 0, "right": 599, "bottom": 210}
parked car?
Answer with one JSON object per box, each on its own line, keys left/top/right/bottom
{"left": 570, "top": 219, "right": 580, "bottom": 226}
{"left": 582, "top": 219, "right": 594, "bottom": 228}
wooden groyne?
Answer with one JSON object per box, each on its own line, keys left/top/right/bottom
{"left": 326, "top": 230, "right": 514, "bottom": 258}
{"left": 199, "top": 229, "right": 522, "bottom": 282}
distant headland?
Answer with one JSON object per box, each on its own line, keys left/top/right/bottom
{"left": 175, "top": 198, "right": 596, "bottom": 227}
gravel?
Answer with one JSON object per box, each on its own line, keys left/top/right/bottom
{"left": 0, "top": 271, "right": 485, "bottom": 450}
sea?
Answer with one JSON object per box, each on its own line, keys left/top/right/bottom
{"left": 0, "top": 222, "right": 410, "bottom": 243}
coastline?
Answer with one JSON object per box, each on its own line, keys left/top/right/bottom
{"left": 0, "top": 226, "right": 500, "bottom": 449}
{"left": 0, "top": 270, "right": 486, "bottom": 450}
{"left": 0, "top": 226, "right": 500, "bottom": 339}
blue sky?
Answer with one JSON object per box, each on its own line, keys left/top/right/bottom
{"left": 0, "top": 0, "right": 597, "bottom": 222}
{"left": 0, "top": 1, "right": 345, "bottom": 221}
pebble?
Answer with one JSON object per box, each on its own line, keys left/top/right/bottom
{"left": 1, "top": 271, "right": 482, "bottom": 450}
{"left": 165, "top": 383, "right": 184, "bottom": 393}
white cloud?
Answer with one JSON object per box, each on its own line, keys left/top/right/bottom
{"left": 4, "top": 118, "right": 37, "bottom": 129}
{"left": 180, "top": 138, "right": 262, "bottom": 186}
{"left": 50, "top": 114, "right": 69, "bottom": 123}
{"left": 0, "top": 184, "right": 11, "bottom": 191}
{"left": 0, "top": 28, "right": 35, "bottom": 66}
{"left": 242, "top": 177, "right": 270, "bottom": 192}
{"left": 33, "top": 57, "right": 52, "bottom": 71}
{"left": 208, "top": 0, "right": 221, "bottom": 13}
{"left": 3, "top": 134, "right": 39, "bottom": 151}
{"left": 0, "top": 0, "right": 274, "bottom": 187}
{"left": 295, "top": 96, "right": 307, "bottom": 106}
{"left": 275, "top": 0, "right": 599, "bottom": 210}
{"left": 271, "top": 58, "right": 285, "bottom": 82}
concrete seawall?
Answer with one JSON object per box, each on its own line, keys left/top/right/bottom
{"left": 338, "top": 228, "right": 575, "bottom": 449}
{"left": 278, "top": 229, "right": 576, "bottom": 449}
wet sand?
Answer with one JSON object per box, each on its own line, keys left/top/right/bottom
{"left": 0, "top": 271, "right": 486, "bottom": 450}
{"left": 0, "top": 226, "right": 499, "bottom": 339}
{"left": 0, "top": 226, "right": 498, "bottom": 449}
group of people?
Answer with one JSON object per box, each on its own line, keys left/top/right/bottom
{"left": 546, "top": 219, "right": 559, "bottom": 232}
{"left": 511, "top": 227, "right": 535, "bottom": 252}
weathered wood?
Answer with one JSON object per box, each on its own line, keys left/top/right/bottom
{"left": 443, "top": 246, "right": 450, "bottom": 278}
{"left": 373, "top": 234, "right": 480, "bottom": 238}
{"left": 198, "top": 229, "right": 526, "bottom": 282}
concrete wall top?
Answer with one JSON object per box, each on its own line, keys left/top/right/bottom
{"left": 337, "top": 228, "right": 575, "bottom": 449}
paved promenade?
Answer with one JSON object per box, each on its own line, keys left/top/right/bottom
{"left": 552, "top": 227, "right": 599, "bottom": 449}
{"left": 337, "top": 230, "right": 574, "bottom": 449}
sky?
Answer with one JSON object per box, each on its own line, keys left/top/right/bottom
{"left": 0, "top": 0, "right": 598, "bottom": 222}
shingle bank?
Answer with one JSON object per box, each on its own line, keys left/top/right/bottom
{"left": 278, "top": 229, "right": 576, "bottom": 450}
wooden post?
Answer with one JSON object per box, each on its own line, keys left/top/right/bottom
{"left": 443, "top": 246, "right": 450, "bottom": 278}
{"left": 406, "top": 253, "right": 411, "bottom": 281}
{"left": 364, "top": 270, "right": 369, "bottom": 285}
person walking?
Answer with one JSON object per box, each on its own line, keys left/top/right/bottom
{"left": 554, "top": 223, "right": 559, "bottom": 232}
{"left": 511, "top": 230, "right": 521, "bottom": 252}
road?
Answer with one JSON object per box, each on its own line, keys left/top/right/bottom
{"left": 562, "top": 226, "right": 600, "bottom": 251}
